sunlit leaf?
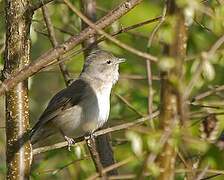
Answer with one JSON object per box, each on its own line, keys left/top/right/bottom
{"left": 126, "top": 131, "right": 143, "bottom": 157}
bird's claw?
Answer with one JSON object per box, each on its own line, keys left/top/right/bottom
{"left": 84, "top": 133, "right": 95, "bottom": 140}
{"left": 64, "top": 136, "right": 75, "bottom": 151}
{"left": 84, "top": 133, "right": 96, "bottom": 147}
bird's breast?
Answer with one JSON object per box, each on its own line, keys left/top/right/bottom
{"left": 95, "top": 88, "right": 111, "bottom": 128}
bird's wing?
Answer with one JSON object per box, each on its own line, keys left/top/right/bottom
{"left": 31, "top": 79, "right": 90, "bottom": 135}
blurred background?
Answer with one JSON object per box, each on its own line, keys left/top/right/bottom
{"left": 0, "top": 0, "right": 224, "bottom": 179}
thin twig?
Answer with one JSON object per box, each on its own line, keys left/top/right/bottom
{"left": 145, "top": 0, "right": 167, "bottom": 130}
{"left": 42, "top": 15, "right": 162, "bottom": 70}
{"left": 186, "top": 34, "right": 224, "bottom": 99}
{"left": 87, "top": 156, "right": 134, "bottom": 180}
{"left": 30, "top": 0, "right": 54, "bottom": 12}
{"left": 195, "top": 165, "right": 209, "bottom": 180}
{"left": 86, "top": 137, "right": 105, "bottom": 178}
{"left": 113, "top": 92, "right": 144, "bottom": 117}
{"left": 107, "top": 168, "right": 224, "bottom": 179}
{"left": 192, "top": 85, "right": 224, "bottom": 102}
{"left": 208, "top": 34, "right": 224, "bottom": 56}
{"left": 184, "top": 57, "right": 204, "bottom": 99}
{"left": 63, "top": 0, "right": 158, "bottom": 62}
{"left": 35, "top": 156, "right": 90, "bottom": 175}
{"left": 201, "top": 173, "right": 222, "bottom": 180}
{"left": 42, "top": 5, "right": 71, "bottom": 86}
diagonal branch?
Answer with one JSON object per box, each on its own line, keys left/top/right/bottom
{"left": 0, "top": 0, "right": 144, "bottom": 96}
{"left": 42, "top": 5, "right": 71, "bottom": 86}
{"left": 30, "top": 0, "right": 55, "bottom": 12}
{"left": 33, "top": 111, "right": 159, "bottom": 155}
{"left": 64, "top": 0, "right": 157, "bottom": 62}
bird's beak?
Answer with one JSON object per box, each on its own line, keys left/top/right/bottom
{"left": 117, "top": 58, "right": 126, "bottom": 64}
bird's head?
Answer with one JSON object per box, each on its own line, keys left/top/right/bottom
{"left": 81, "top": 50, "right": 125, "bottom": 85}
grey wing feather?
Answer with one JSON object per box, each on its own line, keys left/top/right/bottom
{"left": 30, "top": 79, "right": 88, "bottom": 136}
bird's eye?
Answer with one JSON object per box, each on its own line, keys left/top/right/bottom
{"left": 106, "top": 60, "right": 111, "bottom": 64}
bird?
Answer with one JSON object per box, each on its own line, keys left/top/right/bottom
{"left": 30, "top": 49, "right": 125, "bottom": 150}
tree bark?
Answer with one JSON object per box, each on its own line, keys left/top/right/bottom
{"left": 3, "top": 0, "right": 33, "bottom": 179}
{"left": 158, "top": 0, "right": 188, "bottom": 179}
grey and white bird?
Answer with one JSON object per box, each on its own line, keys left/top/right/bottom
{"left": 30, "top": 50, "right": 125, "bottom": 148}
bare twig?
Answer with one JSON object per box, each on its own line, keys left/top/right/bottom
{"left": 86, "top": 137, "right": 105, "bottom": 178}
{"left": 136, "top": 4, "right": 167, "bottom": 178}
{"left": 192, "top": 85, "right": 224, "bottom": 101}
{"left": 64, "top": 0, "right": 158, "bottom": 62}
{"left": 208, "top": 34, "right": 224, "bottom": 56}
{"left": 195, "top": 165, "right": 209, "bottom": 180}
{"left": 42, "top": 5, "right": 71, "bottom": 86}
{"left": 184, "top": 57, "right": 204, "bottom": 99}
{"left": 145, "top": 1, "right": 167, "bottom": 130}
{"left": 185, "top": 35, "right": 224, "bottom": 99}
{"left": 43, "top": 15, "right": 162, "bottom": 71}
{"left": 113, "top": 92, "right": 144, "bottom": 117}
{"left": 35, "top": 156, "right": 90, "bottom": 175}
{"left": 106, "top": 168, "right": 224, "bottom": 179}
{"left": 30, "top": 0, "right": 55, "bottom": 12}
{"left": 137, "top": 117, "right": 177, "bottom": 180}
{"left": 87, "top": 156, "right": 134, "bottom": 180}
{"left": 201, "top": 173, "right": 222, "bottom": 180}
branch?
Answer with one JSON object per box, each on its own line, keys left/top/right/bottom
{"left": 195, "top": 165, "right": 209, "bottom": 180}
{"left": 86, "top": 137, "right": 105, "bottom": 178}
{"left": 64, "top": 0, "right": 157, "bottom": 62}
{"left": 4, "top": 0, "right": 32, "bottom": 179}
{"left": 192, "top": 85, "right": 224, "bottom": 102}
{"left": 158, "top": 0, "right": 188, "bottom": 179}
{"left": 146, "top": 1, "right": 167, "bottom": 130}
{"left": 137, "top": 3, "right": 167, "bottom": 178}
{"left": 87, "top": 156, "right": 134, "bottom": 180}
{"left": 0, "top": 0, "right": 144, "bottom": 96}
{"left": 42, "top": 16, "right": 161, "bottom": 71}
{"left": 33, "top": 111, "right": 159, "bottom": 155}
{"left": 42, "top": 5, "right": 71, "bottom": 86}
{"left": 184, "top": 34, "right": 224, "bottom": 99}
{"left": 113, "top": 92, "right": 144, "bottom": 117}
{"left": 30, "top": 0, "right": 54, "bottom": 12}
{"left": 35, "top": 156, "right": 90, "bottom": 175}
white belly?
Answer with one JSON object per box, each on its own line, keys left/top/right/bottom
{"left": 96, "top": 89, "right": 110, "bottom": 128}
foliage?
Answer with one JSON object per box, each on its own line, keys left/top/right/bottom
{"left": 1, "top": 0, "right": 224, "bottom": 179}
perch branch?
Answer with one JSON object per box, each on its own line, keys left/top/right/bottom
{"left": 33, "top": 111, "right": 159, "bottom": 155}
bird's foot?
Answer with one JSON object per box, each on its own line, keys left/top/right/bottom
{"left": 84, "top": 133, "right": 96, "bottom": 141}
{"left": 64, "top": 136, "right": 75, "bottom": 151}
{"left": 84, "top": 133, "right": 96, "bottom": 147}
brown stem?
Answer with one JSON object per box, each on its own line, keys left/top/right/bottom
{"left": 64, "top": 0, "right": 157, "bottom": 61}
{"left": 158, "top": 0, "right": 188, "bottom": 179}
{"left": 0, "top": 0, "right": 143, "bottom": 96}
{"left": 41, "top": 5, "right": 71, "bottom": 86}
{"left": 86, "top": 137, "right": 105, "bottom": 178}
{"left": 30, "top": 0, "right": 55, "bottom": 12}
{"left": 81, "top": 0, "right": 98, "bottom": 56}
{"left": 4, "top": 0, "right": 33, "bottom": 179}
